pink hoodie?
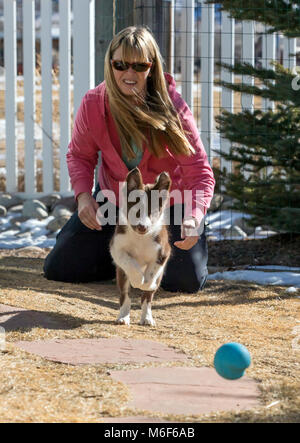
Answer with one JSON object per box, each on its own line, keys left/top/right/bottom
{"left": 66, "top": 73, "right": 215, "bottom": 225}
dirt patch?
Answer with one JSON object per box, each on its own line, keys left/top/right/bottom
{"left": 0, "top": 250, "right": 299, "bottom": 422}
{"left": 208, "top": 234, "right": 300, "bottom": 268}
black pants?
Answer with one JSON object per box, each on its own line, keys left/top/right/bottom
{"left": 43, "top": 186, "right": 208, "bottom": 293}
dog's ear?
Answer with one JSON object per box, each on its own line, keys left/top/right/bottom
{"left": 126, "top": 167, "right": 144, "bottom": 192}
{"left": 154, "top": 171, "right": 171, "bottom": 192}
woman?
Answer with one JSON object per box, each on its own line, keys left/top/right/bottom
{"left": 44, "top": 26, "right": 215, "bottom": 293}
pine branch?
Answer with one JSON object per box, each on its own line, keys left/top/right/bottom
{"left": 216, "top": 62, "right": 300, "bottom": 106}
{"left": 216, "top": 110, "right": 300, "bottom": 154}
{"left": 206, "top": 0, "right": 300, "bottom": 37}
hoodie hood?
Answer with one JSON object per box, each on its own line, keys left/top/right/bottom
{"left": 163, "top": 72, "right": 185, "bottom": 112}
{"left": 164, "top": 72, "right": 177, "bottom": 96}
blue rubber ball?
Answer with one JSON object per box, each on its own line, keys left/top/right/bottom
{"left": 214, "top": 343, "right": 251, "bottom": 380}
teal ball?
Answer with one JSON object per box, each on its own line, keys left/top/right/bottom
{"left": 214, "top": 343, "right": 251, "bottom": 380}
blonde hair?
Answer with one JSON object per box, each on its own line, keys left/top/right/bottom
{"left": 104, "top": 26, "right": 195, "bottom": 160}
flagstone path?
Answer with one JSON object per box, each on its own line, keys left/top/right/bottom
{"left": 14, "top": 337, "right": 188, "bottom": 365}
{"left": 1, "top": 303, "right": 261, "bottom": 421}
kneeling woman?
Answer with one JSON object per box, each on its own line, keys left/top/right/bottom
{"left": 43, "top": 26, "right": 215, "bottom": 293}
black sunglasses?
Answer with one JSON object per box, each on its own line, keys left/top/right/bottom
{"left": 111, "top": 60, "right": 153, "bottom": 72}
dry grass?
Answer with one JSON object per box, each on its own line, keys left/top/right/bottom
{"left": 0, "top": 248, "right": 299, "bottom": 423}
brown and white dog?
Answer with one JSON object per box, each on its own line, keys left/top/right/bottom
{"left": 109, "top": 167, "right": 172, "bottom": 326}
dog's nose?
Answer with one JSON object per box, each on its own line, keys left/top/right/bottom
{"left": 137, "top": 224, "right": 147, "bottom": 234}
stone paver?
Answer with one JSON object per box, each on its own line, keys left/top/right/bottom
{"left": 14, "top": 338, "right": 188, "bottom": 365}
{"left": 11, "top": 333, "right": 260, "bottom": 416}
{"left": 111, "top": 366, "right": 260, "bottom": 415}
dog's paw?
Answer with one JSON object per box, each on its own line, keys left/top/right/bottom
{"left": 143, "top": 267, "right": 161, "bottom": 291}
{"left": 139, "top": 316, "right": 156, "bottom": 327}
{"left": 141, "top": 272, "right": 159, "bottom": 291}
{"left": 140, "top": 280, "right": 158, "bottom": 292}
{"left": 129, "top": 269, "right": 145, "bottom": 289}
{"left": 116, "top": 314, "right": 130, "bottom": 325}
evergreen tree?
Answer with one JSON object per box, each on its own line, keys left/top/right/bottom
{"left": 207, "top": 0, "right": 300, "bottom": 37}
{"left": 206, "top": 0, "right": 300, "bottom": 233}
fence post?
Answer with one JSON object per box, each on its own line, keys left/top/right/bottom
{"left": 23, "top": 0, "right": 36, "bottom": 194}
{"left": 201, "top": 0, "right": 214, "bottom": 160}
{"left": 134, "top": 0, "right": 172, "bottom": 72}
{"left": 59, "top": 0, "right": 72, "bottom": 194}
{"left": 73, "top": 0, "right": 95, "bottom": 119}
{"left": 241, "top": 21, "right": 255, "bottom": 111}
{"left": 41, "top": 0, "right": 53, "bottom": 193}
{"left": 115, "top": 0, "right": 135, "bottom": 34}
{"left": 4, "top": 0, "right": 17, "bottom": 193}
{"left": 220, "top": 11, "right": 235, "bottom": 174}
{"left": 169, "top": 0, "right": 175, "bottom": 76}
{"left": 95, "top": 0, "right": 114, "bottom": 86}
{"left": 181, "top": 0, "right": 194, "bottom": 112}
{"left": 262, "top": 27, "right": 276, "bottom": 112}
{"left": 94, "top": 0, "right": 135, "bottom": 87}
{"left": 283, "top": 37, "right": 297, "bottom": 70}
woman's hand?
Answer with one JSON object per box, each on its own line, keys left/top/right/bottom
{"left": 174, "top": 218, "right": 199, "bottom": 250}
{"left": 77, "top": 192, "right": 102, "bottom": 231}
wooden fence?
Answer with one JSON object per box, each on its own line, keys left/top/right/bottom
{"left": 1, "top": 0, "right": 298, "bottom": 197}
